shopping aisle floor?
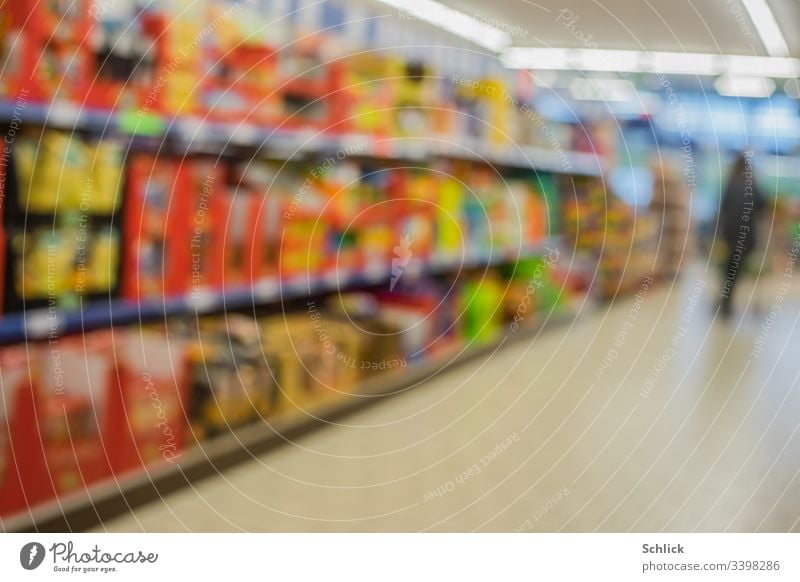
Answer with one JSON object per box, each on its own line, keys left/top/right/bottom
{"left": 98, "top": 267, "right": 800, "bottom": 532}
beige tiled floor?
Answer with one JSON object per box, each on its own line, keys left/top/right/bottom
{"left": 97, "top": 266, "right": 800, "bottom": 532}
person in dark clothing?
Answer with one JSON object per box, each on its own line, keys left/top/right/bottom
{"left": 718, "top": 151, "right": 763, "bottom": 317}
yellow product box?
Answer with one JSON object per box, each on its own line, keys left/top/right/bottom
{"left": 436, "top": 178, "right": 465, "bottom": 256}
{"left": 261, "top": 316, "right": 322, "bottom": 408}
{"left": 17, "top": 133, "right": 89, "bottom": 213}
{"left": 87, "top": 141, "right": 124, "bottom": 215}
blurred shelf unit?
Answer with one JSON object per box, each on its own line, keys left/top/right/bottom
{"left": 563, "top": 174, "right": 659, "bottom": 299}
{"left": 0, "top": 305, "right": 580, "bottom": 533}
{"left": 0, "top": 0, "right": 610, "bottom": 171}
{"left": 649, "top": 162, "right": 694, "bottom": 280}
{"left": 0, "top": 260, "right": 584, "bottom": 529}
{"left": 0, "top": 0, "right": 613, "bottom": 331}
{"left": 0, "top": 122, "right": 566, "bottom": 332}
{"left": 0, "top": 100, "right": 607, "bottom": 176}
{"left": 0, "top": 0, "right": 645, "bottom": 530}
{"left": 0, "top": 238, "right": 559, "bottom": 346}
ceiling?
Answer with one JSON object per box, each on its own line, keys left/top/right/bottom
{"left": 440, "top": 0, "right": 800, "bottom": 57}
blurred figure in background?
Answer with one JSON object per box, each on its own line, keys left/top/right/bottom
{"left": 718, "top": 151, "right": 764, "bottom": 318}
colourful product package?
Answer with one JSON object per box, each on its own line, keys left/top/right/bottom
{"left": 460, "top": 275, "right": 505, "bottom": 344}
{"left": 0, "top": 347, "right": 39, "bottom": 516}
{"left": 108, "top": 327, "right": 189, "bottom": 472}
{"left": 37, "top": 333, "right": 114, "bottom": 497}
{"left": 123, "top": 154, "right": 184, "bottom": 299}
{"left": 186, "top": 316, "right": 275, "bottom": 439}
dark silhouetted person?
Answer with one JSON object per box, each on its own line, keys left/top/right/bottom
{"left": 718, "top": 151, "right": 763, "bottom": 318}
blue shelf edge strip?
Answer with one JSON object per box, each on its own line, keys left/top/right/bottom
{"left": 0, "top": 241, "right": 559, "bottom": 345}
{"left": 0, "top": 100, "right": 605, "bottom": 176}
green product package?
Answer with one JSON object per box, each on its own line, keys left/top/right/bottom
{"left": 506, "top": 256, "right": 564, "bottom": 312}
{"left": 460, "top": 277, "right": 504, "bottom": 344}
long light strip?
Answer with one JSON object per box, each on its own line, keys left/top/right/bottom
{"left": 501, "top": 47, "right": 800, "bottom": 78}
{"left": 714, "top": 75, "right": 776, "bottom": 97}
{"left": 741, "top": 0, "right": 789, "bottom": 58}
{"left": 569, "top": 78, "right": 637, "bottom": 102}
{"left": 374, "top": 0, "right": 512, "bottom": 52}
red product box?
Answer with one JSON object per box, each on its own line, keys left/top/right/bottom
{"left": 107, "top": 328, "right": 189, "bottom": 474}
{"left": 247, "top": 192, "right": 273, "bottom": 284}
{"left": 123, "top": 154, "right": 187, "bottom": 300}
{"left": 277, "top": 37, "right": 347, "bottom": 131}
{"left": 0, "top": 227, "right": 4, "bottom": 314}
{"left": 85, "top": 11, "right": 168, "bottom": 110}
{"left": 0, "top": 346, "right": 39, "bottom": 517}
{"left": 7, "top": 0, "right": 93, "bottom": 104}
{"left": 203, "top": 43, "right": 280, "bottom": 124}
{"left": 221, "top": 190, "right": 262, "bottom": 288}
{"left": 0, "top": 28, "right": 31, "bottom": 101}
{"left": 525, "top": 190, "right": 547, "bottom": 246}
{"left": 36, "top": 333, "right": 114, "bottom": 498}
{"left": 278, "top": 202, "right": 334, "bottom": 279}
{"left": 178, "top": 158, "right": 227, "bottom": 294}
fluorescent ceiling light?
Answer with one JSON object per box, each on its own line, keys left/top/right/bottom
{"left": 650, "top": 52, "right": 719, "bottom": 75}
{"left": 741, "top": 0, "right": 789, "bottom": 57}
{"left": 580, "top": 49, "right": 641, "bottom": 73}
{"left": 569, "top": 78, "right": 637, "bottom": 102}
{"left": 375, "top": 0, "right": 512, "bottom": 52}
{"left": 723, "top": 55, "right": 798, "bottom": 77}
{"left": 503, "top": 48, "right": 581, "bottom": 71}
{"left": 714, "top": 75, "right": 776, "bottom": 97}
{"left": 502, "top": 48, "right": 800, "bottom": 78}
{"left": 502, "top": 47, "right": 574, "bottom": 70}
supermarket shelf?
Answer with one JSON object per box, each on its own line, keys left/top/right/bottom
{"left": 0, "top": 100, "right": 606, "bottom": 176}
{"left": 0, "top": 100, "right": 119, "bottom": 133}
{"left": 0, "top": 240, "right": 559, "bottom": 346}
{"left": 1, "top": 309, "right": 577, "bottom": 533}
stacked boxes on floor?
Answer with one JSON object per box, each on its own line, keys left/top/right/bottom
{"left": 0, "top": 329, "right": 188, "bottom": 517}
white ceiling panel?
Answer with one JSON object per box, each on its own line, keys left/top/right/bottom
{"left": 436, "top": 0, "right": 799, "bottom": 57}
